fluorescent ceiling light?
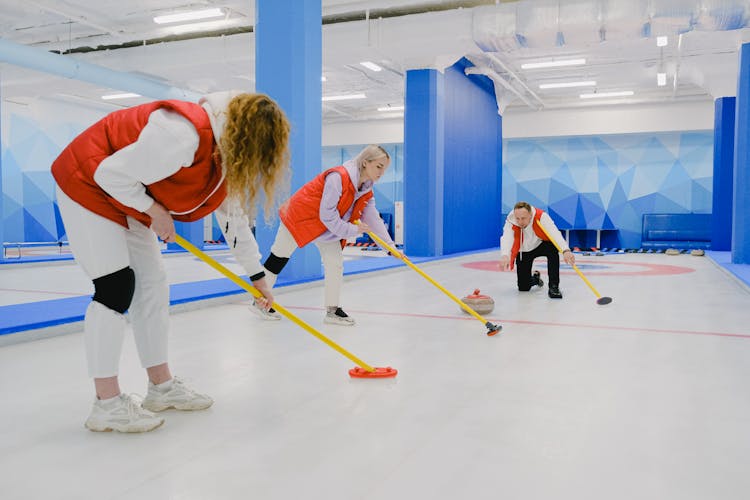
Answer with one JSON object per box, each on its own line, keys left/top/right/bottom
{"left": 539, "top": 80, "right": 596, "bottom": 89}
{"left": 101, "top": 93, "right": 141, "bottom": 100}
{"left": 154, "top": 8, "right": 223, "bottom": 24}
{"left": 521, "top": 58, "right": 586, "bottom": 70}
{"left": 377, "top": 105, "right": 404, "bottom": 111}
{"left": 322, "top": 93, "right": 366, "bottom": 102}
{"left": 359, "top": 61, "right": 382, "bottom": 72}
{"left": 657, "top": 72, "right": 667, "bottom": 86}
{"left": 167, "top": 19, "right": 232, "bottom": 35}
{"left": 580, "top": 90, "right": 634, "bottom": 99}
{"left": 657, "top": 36, "right": 668, "bottom": 47}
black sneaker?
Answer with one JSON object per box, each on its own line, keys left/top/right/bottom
{"left": 532, "top": 270, "right": 544, "bottom": 288}
{"left": 548, "top": 285, "right": 563, "bottom": 299}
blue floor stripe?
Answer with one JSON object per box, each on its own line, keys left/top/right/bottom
{"left": 0, "top": 248, "right": 496, "bottom": 337}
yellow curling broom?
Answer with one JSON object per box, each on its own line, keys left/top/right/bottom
{"left": 174, "top": 235, "right": 396, "bottom": 378}
{"left": 535, "top": 221, "right": 613, "bottom": 305}
{"left": 355, "top": 223, "right": 502, "bottom": 336}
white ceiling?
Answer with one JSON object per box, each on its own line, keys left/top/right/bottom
{"left": 2, "top": 0, "right": 750, "bottom": 123}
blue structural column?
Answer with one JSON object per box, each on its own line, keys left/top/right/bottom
{"left": 255, "top": 0, "right": 322, "bottom": 282}
{"left": 404, "top": 69, "right": 445, "bottom": 256}
{"left": 712, "top": 97, "right": 735, "bottom": 251}
{"left": 0, "top": 84, "right": 4, "bottom": 259}
{"left": 733, "top": 43, "right": 750, "bottom": 263}
{"left": 403, "top": 61, "right": 503, "bottom": 257}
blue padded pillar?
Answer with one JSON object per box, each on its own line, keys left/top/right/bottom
{"left": 167, "top": 221, "right": 203, "bottom": 251}
{"left": 0, "top": 85, "right": 4, "bottom": 260}
{"left": 712, "top": 97, "right": 735, "bottom": 251}
{"left": 404, "top": 69, "right": 445, "bottom": 256}
{"left": 733, "top": 43, "right": 750, "bottom": 263}
{"left": 255, "top": 0, "right": 322, "bottom": 282}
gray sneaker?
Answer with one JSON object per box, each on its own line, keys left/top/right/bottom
{"left": 324, "top": 307, "right": 355, "bottom": 326}
{"left": 142, "top": 377, "right": 213, "bottom": 412}
{"left": 249, "top": 299, "right": 281, "bottom": 321}
{"left": 85, "top": 394, "right": 164, "bottom": 433}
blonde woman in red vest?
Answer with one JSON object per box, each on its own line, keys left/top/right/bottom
{"left": 51, "top": 91, "right": 290, "bottom": 433}
{"left": 251, "top": 144, "right": 402, "bottom": 326}
{"left": 498, "top": 201, "right": 575, "bottom": 298}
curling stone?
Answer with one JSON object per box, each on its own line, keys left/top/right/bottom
{"left": 460, "top": 289, "right": 494, "bottom": 315}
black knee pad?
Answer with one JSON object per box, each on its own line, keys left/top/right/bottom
{"left": 92, "top": 267, "right": 135, "bottom": 314}
{"left": 263, "top": 253, "right": 289, "bottom": 275}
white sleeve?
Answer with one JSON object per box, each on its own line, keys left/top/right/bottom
{"left": 360, "top": 198, "right": 395, "bottom": 248}
{"left": 499, "top": 217, "right": 514, "bottom": 257}
{"left": 93, "top": 109, "right": 200, "bottom": 213}
{"left": 213, "top": 198, "right": 264, "bottom": 278}
{"left": 538, "top": 212, "right": 569, "bottom": 252}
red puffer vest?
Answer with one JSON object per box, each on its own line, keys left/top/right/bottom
{"left": 509, "top": 208, "right": 549, "bottom": 269}
{"left": 51, "top": 100, "right": 225, "bottom": 229}
{"left": 279, "top": 166, "right": 373, "bottom": 248}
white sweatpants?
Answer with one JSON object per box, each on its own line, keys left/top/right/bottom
{"left": 56, "top": 187, "right": 169, "bottom": 378}
{"left": 268, "top": 223, "right": 344, "bottom": 308}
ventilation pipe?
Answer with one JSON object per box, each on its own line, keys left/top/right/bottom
{"left": 0, "top": 38, "right": 200, "bottom": 102}
{"left": 472, "top": 0, "right": 750, "bottom": 51}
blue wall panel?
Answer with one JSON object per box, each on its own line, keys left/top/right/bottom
{"left": 733, "top": 43, "right": 750, "bottom": 263}
{"left": 442, "top": 61, "right": 503, "bottom": 254}
{"left": 504, "top": 132, "right": 713, "bottom": 249}
{"left": 404, "top": 69, "right": 445, "bottom": 256}
{"left": 712, "top": 97, "right": 735, "bottom": 251}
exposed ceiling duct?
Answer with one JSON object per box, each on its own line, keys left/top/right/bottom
{"left": 472, "top": 0, "right": 750, "bottom": 52}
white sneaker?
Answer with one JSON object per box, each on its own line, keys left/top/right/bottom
{"left": 142, "top": 377, "right": 213, "bottom": 412}
{"left": 84, "top": 393, "right": 164, "bottom": 433}
{"left": 249, "top": 299, "right": 282, "bottom": 321}
{"left": 324, "top": 307, "right": 356, "bottom": 326}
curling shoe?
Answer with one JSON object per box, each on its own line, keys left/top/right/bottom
{"left": 548, "top": 285, "right": 563, "bottom": 299}
{"left": 85, "top": 393, "right": 164, "bottom": 433}
{"left": 532, "top": 270, "right": 544, "bottom": 288}
{"left": 324, "top": 307, "right": 356, "bottom": 326}
{"left": 142, "top": 377, "right": 213, "bottom": 412}
{"left": 249, "top": 299, "right": 281, "bottom": 321}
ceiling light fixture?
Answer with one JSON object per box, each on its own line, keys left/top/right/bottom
{"left": 359, "top": 61, "right": 383, "bottom": 72}
{"left": 322, "top": 93, "right": 367, "bottom": 102}
{"left": 656, "top": 36, "right": 668, "bottom": 47}
{"left": 377, "top": 105, "right": 405, "bottom": 111}
{"left": 521, "top": 58, "right": 586, "bottom": 70}
{"left": 539, "top": 80, "right": 596, "bottom": 89}
{"left": 580, "top": 90, "right": 634, "bottom": 99}
{"left": 101, "top": 93, "right": 141, "bottom": 100}
{"left": 657, "top": 72, "right": 667, "bottom": 86}
{"left": 153, "top": 8, "right": 223, "bottom": 24}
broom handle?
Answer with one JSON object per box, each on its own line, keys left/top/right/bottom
{"left": 534, "top": 221, "right": 604, "bottom": 299}
{"left": 358, "top": 224, "right": 490, "bottom": 324}
{"left": 174, "top": 235, "right": 375, "bottom": 372}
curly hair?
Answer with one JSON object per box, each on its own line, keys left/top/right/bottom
{"left": 220, "top": 93, "right": 290, "bottom": 223}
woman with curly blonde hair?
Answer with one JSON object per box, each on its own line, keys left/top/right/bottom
{"left": 51, "top": 91, "right": 290, "bottom": 433}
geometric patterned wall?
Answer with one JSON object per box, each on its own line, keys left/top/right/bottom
{"left": 2, "top": 101, "right": 104, "bottom": 244}
{"left": 503, "top": 131, "right": 714, "bottom": 248}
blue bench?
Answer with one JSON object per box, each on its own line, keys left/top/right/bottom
{"left": 641, "top": 214, "right": 711, "bottom": 250}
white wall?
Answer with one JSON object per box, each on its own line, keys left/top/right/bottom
{"left": 322, "top": 118, "right": 404, "bottom": 146}
{"left": 503, "top": 100, "right": 715, "bottom": 138}
{"left": 320, "top": 100, "right": 714, "bottom": 145}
